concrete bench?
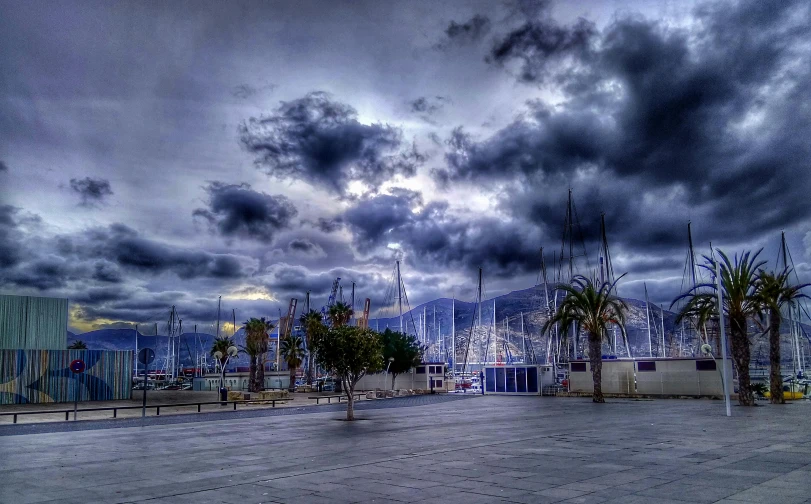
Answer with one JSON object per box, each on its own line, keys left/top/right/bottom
{"left": 308, "top": 394, "right": 364, "bottom": 404}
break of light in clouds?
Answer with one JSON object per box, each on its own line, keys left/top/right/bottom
{"left": 1, "top": 0, "right": 810, "bottom": 332}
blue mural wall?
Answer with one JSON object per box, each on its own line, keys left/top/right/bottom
{"left": 0, "top": 350, "right": 132, "bottom": 404}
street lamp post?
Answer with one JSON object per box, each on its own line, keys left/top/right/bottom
{"left": 213, "top": 345, "right": 238, "bottom": 404}
{"left": 384, "top": 357, "right": 394, "bottom": 390}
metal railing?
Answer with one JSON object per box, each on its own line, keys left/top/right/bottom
{"left": 0, "top": 398, "right": 294, "bottom": 425}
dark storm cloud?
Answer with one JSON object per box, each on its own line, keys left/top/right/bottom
{"left": 0, "top": 205, "right": 23, "bottom": 268}
{"left": 435, "top": 14, "right": 492, "bottom": 49}
{"left": 344, "top": 191, "right": 541, "bottom": 277}
{"left": 194, "top": 182, "right": 297, "bottom": 243}
{"left": 239, "top": 91, "right": 425, "bottom": 196}
{"left": 487, "top": 17, "right": 596, "bottom": 83}
{"left": 438, "top": 0, "right": 811, "bottom": 256}
{"left": 287, "top": 238, "right": 325, "bottom": 257}
{"left": 92, "top": 260, "right": 123, "bottom": 283}
{"left": 1, "top": 220, "right": 253, "bottom": 295}
{"left": 0, "top": 160, "right": 8, "bottom": 172}
{"left": 69, "top": 177, "right": 114, "bottom": 207}
{"left": 314, "top": 217, "right": 344, "bottom": 233}
{"left": 409, "top": 96, "right": 450, "bottom": 115}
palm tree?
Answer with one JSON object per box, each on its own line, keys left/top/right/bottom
{"left": 68, "top": 340, "right": 88, "bottom": 349}
{"left": 753, "top": 268, "right": 809, "bottom": 404}
{"left": 674, "top": 249, "right": 764, "bottom": 406}
{"left": 542, "top": 275, "right": 628, "bottom": 403}
{"left": 328, "top": 301, "right": 353, "bottom": 327}
{"left": 300, "top": 309, "right": 326, "bottom": 385}
{"left": 210, "top": 336, "right": 234, "bottom": 369}
{"left": 280, "top": 334, "right": 306, "bottom": 392}
{"left": 242, "top": 318, "right": 274, "bottom": 392}
{"left": 674, "top": 292, "right": 718, "bottom": 354}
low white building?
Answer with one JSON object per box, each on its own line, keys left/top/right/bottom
{"left": 568, "top": 358, "right": 725, "bottom": 397}
{"left": 356, "top": 362, "right": 451, "bottom": 391}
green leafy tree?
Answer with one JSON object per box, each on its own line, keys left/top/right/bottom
{"left": 328, "top": 301, "right": 353, "bottom": 327}
{"left": 753, "top": 268, "right": 809, "bottom": 404}
{"left": 674, "top": 249, "right": 764, "bottom": 406}
{"left": 242, "top": 318, "right": 274, "bottom": 392}
{"left": 300, "top": 309, "right": 327, "bottom": 385}
{"left": 313, "top": 326, "right": 383, "bottom": 420}
{"left": 280, "top": 334, "right": 307, "bottom": 392}
{"left": 380, "top": 329, "right": 423, "bottom": 389}
{"left": 68, "top": 340, "right": 88, "bottom": 349}
{"left": 542, "top": 275, "right": 628, "bottom": 403}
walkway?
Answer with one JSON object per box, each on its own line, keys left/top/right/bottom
{"left": 2, "top": 396, "right": 811, "bottom": 503}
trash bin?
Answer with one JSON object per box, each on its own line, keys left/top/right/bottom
{"left": 219, "top": 387, "right": 228, "bottom": 405}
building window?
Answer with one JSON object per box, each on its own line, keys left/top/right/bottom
{"left": 571, "top": 362, "right": 587, "bottom": 372}
{"left": 416, "top": 366, "right": 425, "bottom": 374}
{"left": 695, "top": 360, "right": 717, "bottom": 371}
{"left": 637, "top": 361, "right": 656, "bottom": 372}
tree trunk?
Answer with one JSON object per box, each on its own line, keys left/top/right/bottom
{"left": 288, "top": 365, "right": 296, "bottom": 392}
{"left": 589, "top": 332, "right": 604, "bottom": 403}
{"left": 249, "top": 355, "right": 258, "bottom": 392}
{"left": 345, "top": 378, "right": 355, "bottom": 421}
{"left": 729, "top": 314, "right": 754, "bottom": 406}
{"left": 258, "top": 354, "right": 266, "bottom": 391}
{"left": 391, "top": 373, "right": 397, "bottom": 390}
{"left": 769, "top": 309, "right": 784, "bottom": 404}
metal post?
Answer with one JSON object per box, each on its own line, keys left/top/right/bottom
{"left": 142, "top": 361, "right": 148, "bottom": 418}
{"left": 715, "top": 258, "right": 732, "bottom": 417}
{"left": 73, "top": 381, "right": 78, "bottom": 421}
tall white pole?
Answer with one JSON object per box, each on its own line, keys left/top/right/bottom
{"left": 521, "top": 312, "right": 526, "bottom": 363}
{"left": 716, "top": 258, "right": 732, "bottom": 417}
{"left": 492, "top": 300, "right": 496, "bottom": 365}
{"left": 660, "top": 304, "right": 666, "bottom": 358}
{"left": 134, "top": 324, "right": 138, "bottom": 379}
{"left": 452, "top": 297, "right": 455, "bottom": 374}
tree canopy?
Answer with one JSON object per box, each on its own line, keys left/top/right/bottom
{"left": 313, "top": 325, "right": 382, "bottom": 420}
{"left": 380, "top": 328, "right": 423, "bottom": 387}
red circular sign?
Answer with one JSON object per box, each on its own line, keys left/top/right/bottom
{"left": 70, "top": 359, "right": 86, "bottom": 374}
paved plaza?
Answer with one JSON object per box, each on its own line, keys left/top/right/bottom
{"left": 1, "top": 395, "right": 811, "bottom": 504}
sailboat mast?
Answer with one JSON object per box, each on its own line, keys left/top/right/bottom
{"left": 645, "top": 284, "right": 653, "bottom": 358}
{"left": 660, "top": 304, "right": 665, "bottom": 357}
{"left": 451, "top": 296, "right": 455, "bottom": 374}
{"left": 397, "top": 260, "right": 403, "bottom": 333}
{"left": 541, "top": 248, "right": 553, "bottom": 365}
{"left": 688, "top": 222, "right": 698, "bottom": 288}
{"left": 216, "top": 296, "right": 221, "bottom": 338}
{"left": 521, "top": 312, "right": 526, "bottom": 363}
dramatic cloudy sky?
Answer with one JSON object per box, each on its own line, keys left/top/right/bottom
{"left": 1, "top": 0, "right": 810, "bottom": 333}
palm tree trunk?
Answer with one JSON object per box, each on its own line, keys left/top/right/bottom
{"left": 729, "top": 314, "right": 754, "bottom": 406}
{"left": 256, "top": 354, "right": 265, "bottom": 391}
{"left": 588, "top": 332, "right": 604, "bottom": 403}
{"left": 249, "top": 355, "right": 258, "bottom": 393}
{"left": 288, "top": 365, "right": 296, "bottom": 392}
{"left": 769, "top": 309, "right": 784, "bottom": 404}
